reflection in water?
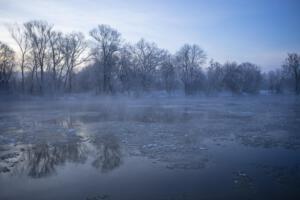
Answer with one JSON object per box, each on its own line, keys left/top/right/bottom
{"left": 92, "top": 134, "right": 122, "bottom": 172}
{"left": 1, "top": 134, "right": 122, "bottom": 178}
{"left": 24, "top": 142, "right": 87, "bottom": 178}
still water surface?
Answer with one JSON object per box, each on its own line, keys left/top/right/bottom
{"left": 0, "top": 96, "right": 299, "bottom": 200}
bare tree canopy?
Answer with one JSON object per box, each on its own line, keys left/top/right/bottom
{"left": 62, "top": 32, "right": 89, "bottom": 92}
{"left": 7, "top": 23, "right": 30, "bottom": 93}
{"left": 283, "top": 53, "right": 300, "bottom": 94}
{"left": 0, "top": 41, "right": 15, "bottom": 91}
{"left": 176, "top": 44, "right": 206, "bottom": 95}
{"left": 131, "top": 39, "right": 166, "bottom": 91}
{"left": 1, "top": 20, "right": 299, "bottom": 96}
{"left": 90, "top": 24, "right": 121, "bottom": 94}
{"left": 24, "top": 20, "right": 53, "bottom": 94}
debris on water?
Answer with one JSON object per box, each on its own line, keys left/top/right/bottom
{"left": 142, "top": 144, "right": 158, "bottom": 149}
{"left": 121, "top": 139, "right": 128, "bottom": 144}
{"left": 232, "top": 170, "right": 257, "bottom": 196}
{"left": 237, "top": 171, "right": 247, "bottom": 177}
{"left": 233, "top": 171, "right": 254, "bottom": 188}
{"left": 166, "top": 162, "right": 206, "bottom": 170}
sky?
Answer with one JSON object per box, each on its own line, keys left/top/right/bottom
{"left": 0, "top": 0, "right": 299, "bottom": 71}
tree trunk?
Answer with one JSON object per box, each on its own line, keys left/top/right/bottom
{"left": 21, "top": 55, "right": 25, "bottom": 93}
{"left": 296, "top": 77, "right": 300, "bottom": 95}
{"left": 40, "top": 64, "right": 44, "bottom": 94}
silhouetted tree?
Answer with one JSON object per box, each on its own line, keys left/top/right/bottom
{"left": 207, "top": 60, "right": 223, "bottom": 93}
{"left": 239, "top": 62, "right": 262, "bottom": 94}
{"left": 3, "top": 20, "right": 296, "bottom": 96}
{"left": 8, "top": 23, "right": 30, "bottom": 93}
{"left": 268, "top": 69, "right": 284, "bottom": 93}
{"left": 90, "top": 25, "right": 121, "bottom": 94}
{"left": 0, "top": 41, "right": 15, "bottom": 91}
{"left": 222, "top": 62, "right": 242, "bottom": 94}
{"left": 117, "top": 44, "right": 135, "bottom": 93}
{"left": 160, "top": 54, "right": 177, "bottom": 93}
{"left": 176, "top": 44, "right": 206, "bottom": 95}
{"left": 24, "top": 20, "right": 52, "bottom": 94}
{"left": 62, "top": 32, "right": 89, "bottom": 92}
{"left": 132, "top": 39, "right": 166, "bottom": 91}
{"left": 47, "top": 30, "right": 64, "bottom": 92}
{"left": 283, "top": 53, "right": 300, "bottom": 94}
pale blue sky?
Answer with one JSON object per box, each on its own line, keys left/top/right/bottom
{"left": 0, "top": 0, "right": 299, "bottom": 70}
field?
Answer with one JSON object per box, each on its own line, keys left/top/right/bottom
{"left": 0, "top": 95, "right": 300, "bottom": 200}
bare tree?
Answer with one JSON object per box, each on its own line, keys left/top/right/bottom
{"left": 3, "top": 20, "right": 293, "bottom": 96}
{"left": 62, "top": 32, "right": 88, "bottom": 92}
{"left": 132, "top": 39, "right": 166, "bottom": 91}
{"left": 160, "top": 54, "right": 177, "bottom": 93}
{"left": 222, "top": 62, "right": 242, "bottom": 94}
{"left": 176, "top": 44, "right": 206, "bottom": 95}
{"left": 207, "top": 60, "right": 223, "bottom": 93}
{"left": 24, "top": 20, "right": 52, "bottom": 94}
{"left": 239, "top": 62, "right": 262, "bottom": 94}
{"left": 7, "top": 23, "right": 30, "bottom": 93}
{"left": 268, "top": 69, "right": 284, "bottom": 93}
{"left": 117, "top": 44, "right": 135, "bottom": 93}
{"left": 0, "top": 41, "right": 15, "bottom": 91}
{"left": 221, "top": 62, "right": 262, "bottom": 94}
{"left": 90, "top": 25, "right": 121, "bottom": 94}
{"left": 283, "top": 53, "right": 300, "bottom": 94}
{"left": 47, "top": 30, "right": 64, "bottom": 92}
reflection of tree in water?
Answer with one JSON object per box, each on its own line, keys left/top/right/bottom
{"left": 8, "top": 134, "right": 122, "bottom": 178}
{"left": 17, "top": 142, "right": 88, "bottom": 178}
{"left": 91, "top": 134, "right": 122, "bottom": 172}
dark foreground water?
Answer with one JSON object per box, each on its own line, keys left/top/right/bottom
{"left": 0, "top": 95, "right": 299, "bottom": 200}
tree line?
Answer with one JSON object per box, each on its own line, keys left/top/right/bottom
{"left": 1, "top": 20, "right": 299, "bottom": 96}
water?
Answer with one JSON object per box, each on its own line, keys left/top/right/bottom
{"left": 0, "top": 95, "right": 299, "bottom": 200}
